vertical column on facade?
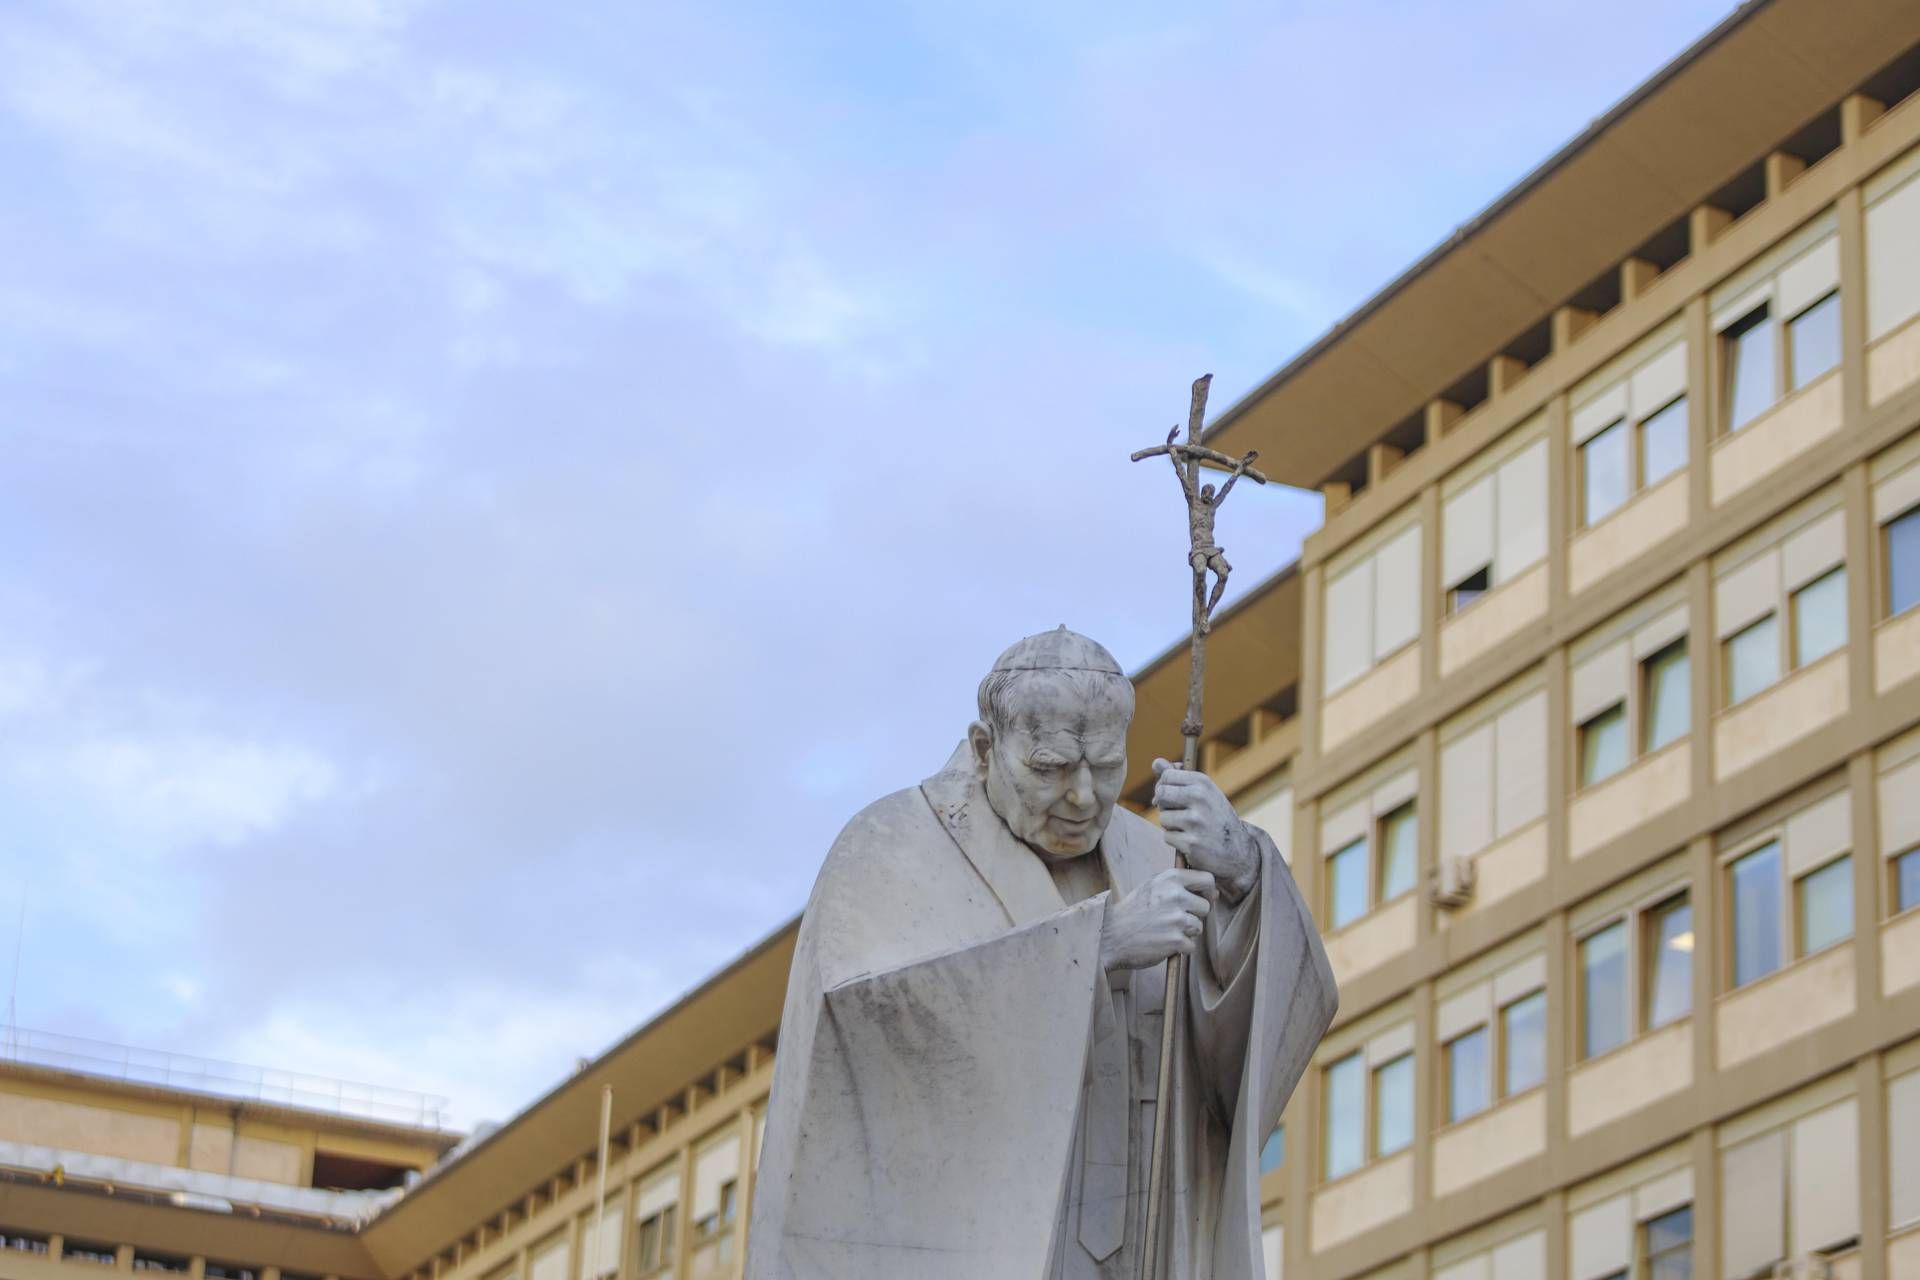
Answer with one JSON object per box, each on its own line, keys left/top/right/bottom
{"left": 1543, "top": 1188, "right": 1570, "bottom": 1280}
{"left": 1848, "top": 749, "right": 1887, "bottom": 1028}
{"left": 1543, "top": 646, "right": 1571, "bottom": 900}
{"left": 1686, "top": 834, "right": 1718, "bottom": 1109}
{"left": 115, "top": 1245, "right": 134, "bottom": 1274}
{"left": 1414, "top": 726, "right": 1439, "bottom": 948}
{"left": 1542, "top": 910, "right": 1572, "bottom": 1170}
{"left": 1301, "top": 564, "right": 1324, "bottom": 774}
{"left": 1838, "top": 186, "right": 1871, "bottom": 429}
{"left": 1685, "top": 562, "right": 1715, "bottom": 800}
{"left": 1683, "top": 297, "right": 1713, "bottom": 530}
{"left": 1418, "top": 488, "right": 1442, "bottom": 692}
{"left": 670, "top": 1141, "right": 694, "bottom": 1280}
{"left": 1845, "top": 463, "right": 1877, "bottom": 723}
{"left": 1282, "top": 998, "right": 1314, "bottom": 1280}
{"left": 1410, "top": 981, "right": 1436, "bottom": 1225}
{"left": 1544, "top": 396, "right": 1572, "bottom": 615}
{"left": 1857, "top": 1052, "right": 1890, "bottom": 1280}
{"left": 730, "top": 1105, "right": 756, "bottom": 1280}
{"left": 187, "top": 1256, "right": 206, "bottom": 1280}
{"left": 1690, "top": 1127, "right": 1720, "bottom": 1280}
{"left": 47, "top": 1235, "right": 64, "bottom": 1263}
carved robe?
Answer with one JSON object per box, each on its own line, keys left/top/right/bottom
{"left": 746, "top": 748, "right": 1337, "bottom": 1280}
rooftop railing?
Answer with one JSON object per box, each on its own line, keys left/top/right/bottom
{"left": 0, "top": 1024, "right": 450, "bottom": 1131}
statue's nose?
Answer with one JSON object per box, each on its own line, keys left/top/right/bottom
{"left": 1064, "top": 763, "right": 1097, "bottom": 812}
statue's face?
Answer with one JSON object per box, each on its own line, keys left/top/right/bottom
{"left": 970, "top": 673, "right": 1130, "bottom": 861}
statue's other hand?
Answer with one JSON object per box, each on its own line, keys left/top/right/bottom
{"left": 1100, "top": 867, "right": 1216, "bottom": 973}
{"left": 1152, "top": 759, "right": 1260, "bottom": 904}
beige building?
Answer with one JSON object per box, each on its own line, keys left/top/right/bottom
{"left": 9, "top": 1, "right": 1920, "bottom": 1278}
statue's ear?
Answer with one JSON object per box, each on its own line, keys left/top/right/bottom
{"left": 966, "top": 720, "right": 993, "bottom": 779}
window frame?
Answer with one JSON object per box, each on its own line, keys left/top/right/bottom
{"left": 1719, "top": 300, "right": 1779, "bottom": 434}
{"left": 1721, "top": 826, "right": 1856, "bottom": 994}
{"left": 1580, "top": 415, "right": 1633, "bottom": 528}
{"left": 1436, "top": 973, "right": 1546, "bottom": 1129}
{"left": 1894, "top": 846, "right": 1920, "bottom": 917}
{"left": 1324, "top": 798, "right": 1420, "bottom": 934}
{"left": 1640, "top": 1203, "right": 1694, "bottom": 1279}
{"left": 1786, "top": 289, "right": 1842, "bottom": 392}
{"left": 1320, "top": 1038, "right": 1414, "bottom": 1183}
{"left": 1573, "top": 883, "right": 1695, "bottom": 1063}
{"left": 1882, "top": 502, "right": 1920, "bottom": 621}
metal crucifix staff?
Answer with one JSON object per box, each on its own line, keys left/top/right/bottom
{"left": 1129, "top": 373, "right": 1267, "bottom": 1279}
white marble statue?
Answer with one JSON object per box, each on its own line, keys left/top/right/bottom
{"left": 747, "top": 627, "right": 1337, "bottom": 1280}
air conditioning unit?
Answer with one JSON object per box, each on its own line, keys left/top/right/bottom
{"left": 1772, "top": 1257, "right": 1834, "bottom": 1280}
{"left": 1427, "top": 855, "right": 1476, "bottom": 909}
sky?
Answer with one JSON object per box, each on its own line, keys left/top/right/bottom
{"left": 0, "top": 0, "right": 1741, "bottom": 1129}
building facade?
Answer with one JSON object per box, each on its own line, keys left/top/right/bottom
{"left": 9, "top": 2, "right": 1920, "bottom": 1279}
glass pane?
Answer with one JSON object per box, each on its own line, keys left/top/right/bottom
{"left": 1450, "top": 565, "right": 1491, "bottom": 613}
{"left": 1725, "top": 615, "right": 1780, "bottom": 705}
{"left": 1798, "top": 855, "right": 1853, "bottom": 954}
{"left": 1328, "top": 839, "right": 1368, "bottom": 929}
{"left": 1901, "top": 849, "right": 1920, "bottom": 914}
{"left": 1259, "top": 1125, "right": 1285, "bottom": 1175}
{"left": 1580, "top": 922, "right": 1629, "bottom": 1059}
{"left": 1648, "top": 1254, "right": 1691, "bottom": 1280}
{"left": 1791, "top": 568, "right": 1847, "bottom": 668}
{"left": 1372, "top": 1054, "right": 1412, "bottom": 1156}
{"left": 1724, "top": 305, "right": 1775, "bottom": 431}
{"left": 1378, "top": 804, "right": 1417, "bottom": 901}
{"left": 1579, "top": 704, "right": 1628, "bottom": 787}
{"left": 1644, "top": 895, "right": 1694, "bottom": 1029}
{"left": 1502, "top": 991, "right": 1546, "bottom": 1095}
{"left": 1789, "top": 291, "right": 1841, "bottom": 390}
{"left": 1324, "top": 1053, "right": 1364, "bottom": 1178}
{"left": 1645, "top": 1204, "right": 1693, "bottom": 1256}
{"left": 1640, "top": 395, "right": 1688, "bottom": 487}
{"left": 1890, "top": 508, "right": 1920, "bottom": 618}
{"left": 1583, "top": 420, "right": 1630, "bottom": 524}
{"left": 1731, "top": 842, "right": 1783, "bottom": 987}
{"left": 1446, "top": 1027, "right": 1490, "bottom": 1122}
{"left": 1642, "top": 641, "right": 1691, "bottom": 753}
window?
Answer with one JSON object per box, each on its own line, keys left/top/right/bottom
{"left": 1441, "top": 438, "right": 1546, "bottom": 614}
{"left": 1725, "top": 616, "right": 1780, "bottom": 705}
{"left": 1580, "top": 921, "right": 1629, "bottom": 1058}
{"left": 1731, "top": 841, "right": 1784, "bottom": 987}
{"left": 1788, "top": 292, "right": 1841, "bottom": 390}
{"left": 1371, "top": 1054, "right": 1412, "bottom": 1157}
{"left": 1322, "top": 782, "right": 1419, "bottom": 932}
{"left": 1323, "top": 1051, "right": 1365, "bottom": 1178}
{"left": 1722, "top": 304, "right": 1776, "bottom": 432}
{"left": 1377, "top": 802, "right": 1416, "bottom": 902}
{"left": 1582, "top": 419, "right": 1631, "bottom": 524}
{"left": 1571, "top": 333, "right": 1688, "bottom": 526}
{"left": 1324, "top": 525, "right": 1422, "bottom": 692}
{"left": 1579, "top": 704, "right": 1628, "bottom": 787}
{"left": 1642, "top": 893, "right": 1693, "bottom": 1030}
{"left": 1259, "top": 1124, "right": 1285, "bottom": 1175}
{"left": 65, "top": 1244, "right": 118, "bottom": 1267}
{"left": 1899, "top": 848, "right": 1920, "bottom": 913}
{"left": 1791, "top": 568, "right": 1847, "bottom": 667}
{"left": 1797, "top": 856, "right": 1852, "bottom": 954}
{"left": 0, "top": 1232, "right": 49, "bottom": 1257}
{"left": 1640, "top": 396, "right": 1688, "bottom": 488}
{"left": 1888, "top": 506, "right": 1920, "bottom": 617}
{"left": 636, "top": 1211, "right": 675, "bottom": 1275}
{"left": 1640, "top": 640, "right": 1690, "bottom": 753}
{"left": 1327, "top": 837, "right": 1367, "bottom": 929}
{"left": 1501, "top": 991, "right": 1546, "bottom": 1095}
{"left": 1868, "top": 167, "right": 1920, "bottom": 344}
{"left": 1445, "top": 1026, "right": 1490, "bottom": 1122}
{"left": 1440, "top": 687, "right": 1547, "bottom": 866}
{"left": 1642, "top": 1205, "right": 1692, "bottom": 1280}
{"left": 1449, "top": 566, "right": 1490, "bottom": 612}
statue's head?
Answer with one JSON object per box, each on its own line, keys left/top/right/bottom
{"left": 968, "top": 627, "right": 1134, "bottom": 861}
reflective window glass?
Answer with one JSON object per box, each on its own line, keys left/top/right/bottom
{"left": 1323, "top": 1052, "right": 1364, "bottom": 1178}
{"left": 1724, "top": 305, "right": 1776, "bottom": 431}
{"left": 1900, "top": 849, "right": 1920, "bottom": 914}
{"left": 1644, "top": 894, "right": 1693, "bottom": 1029}
{"left": 1583, "top": 419, "right": 1630, "bottom": 524}
{"left": 1259, "top": 1125, "right": 1285, "bottom": 1175}
{"left": 1644, "top": 1204, "right": 1692, "bottom": 1280}
{"left": 1640, "top": 395, "right": 1688, "bottom": 487}
{"left": 1789, "top": 292, "right": 1841, "bottom": 390}
{"left": 1580, "top": 921, "right": 1629, "bottom": 1059}
{"left": 1889, "top": 507, "right": 1920, "bottom": 617}
{"left": 1378, "top": 804, "right": 1417, "bottom": 902}
{"left": 1501, "top": 991, "right": 1546, "bottom": 1095}
{"left": 1446, "top": 1027, "right": 1489, "bottom": 1122}
{"left": 1798, "top": 855, "right": 1853, "bottom": 955}
{"left": 1371, "top": 1054, "right": 1412, "bottom": 1156}
{"left": 1725, "top": 615, "right": 1780, "bottom": 705}
{"left": 1642, "top": 641, "right": 1691, "bottom": 753}
{"left": 1327, "top": 838, "right": 1367, "bottom": 929}
{"left": 1791, "top": 568, "right": 1847, "bottom": 668}
{"left": 1731, "top": 842, "right": 1783, "bottom": 987}
{"left": 1580, "top": 703, "right": 1628, "bottom": 787}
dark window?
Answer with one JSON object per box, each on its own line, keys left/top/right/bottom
{"left": 1449, "top": 565, "right": 1492, "bottom": 613}
{"left": 1899, "top": 849, "right": 1920, "bottom": 914}
{"left": 1888, "top": 507, "right": 1920, "bottom": 617}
